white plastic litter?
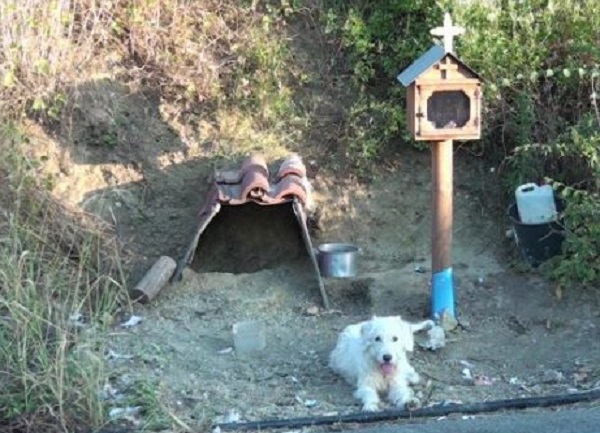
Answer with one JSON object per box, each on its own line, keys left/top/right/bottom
{"left": 304, "top": 399, "right": 317, "bottom": 408}
{"left": 222, "top": 409, "right": 241, "bottom": 424}
{"left": 109, "top": 406, "right": 142, "bottom": 420}
{"left": 106, "top": 349, "right": 133, "bottom": 360}
{"left": 419, "top": 324, "right": 446, "bottom": 350}
{"left": 120, "top": 315, "right": 143, "bottom": 328}
{"left": 69, "top": 313, "right": 83, "bottom": 323}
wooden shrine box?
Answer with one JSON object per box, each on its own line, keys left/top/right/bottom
{"left": 397, "top": 45, "right": 482, "bottom": 141}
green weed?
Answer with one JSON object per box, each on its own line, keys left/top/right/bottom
{"left": 0, "top": 123, "right": 127, "bottom": 431}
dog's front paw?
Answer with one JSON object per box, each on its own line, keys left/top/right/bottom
{"left": 407, "top": 371, "right": 420, "bottom": 385}
{"left": 404, "top": 397, "right": 421, "bottom": 411}
{"left": 362, "top": 401, "right": 380, "bottom": 412}
{"left": 392, "top": 395, "right": 421, "bottom": 410}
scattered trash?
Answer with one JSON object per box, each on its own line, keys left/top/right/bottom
{"left": 461, "top": 415, "right": 475, "bottom": 420}
{"left": 414, "top": 266, "right": 427, "bottom": 274}
{"left": 505, "top": 228, "right": 514, "bottom": 239}
{"left": 459, "top": 360, "right": 475, "bottom": 369}
{"left": 99, "top": 383, "right": 122, "bottom": 401}
{"left": 69, "top": 313, "right": 83, "bottom": 323}
{"left": 120, "top": 315, "right": 143, "bottom": 328}
{"left": 304, "top": 399, "right": 317, "bottom": 408}
{"left": 304, "top": 305, "right": 320, "bottom": 316}
{"left": 109, "top": 406, "right": 143, "bottom": 425}
{"left": 462, "top": 368, "right": 473, "bottom": 380}
{"left": 222, "top": 409, "right": 241, "bottom": 424}
{"left": 212, "top": 427, "right": 222, "bottom": 433}
{"left": 289, "top": 376, "right": 299, "bottom": 384}
{"left": 473, "top": 375, "right": 494, "bottom": 386}
{"left": 232, "top": 320, "right": 266, "bottom": 354}
{"left": 106, "top": 349, "right": 134, "bottom": 360}
{"left": 419, "top": 325, "right": 446, "bottom": 350}
{"left": 217, "top": 347, "right": 234, "bottom": 355}
{"left": 509, "top": 377, "right": 522, "bottom": 385}
{"left": 519, "top": 383, "right": 533, "bottom": 393}
{"left": 567, "top": 388, "right": 580, "bottom": 394}
{"left": 476, "top": 276, "right": 484, "bottom": 285}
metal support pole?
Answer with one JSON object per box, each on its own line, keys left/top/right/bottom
{"left": 431, "top": 139, "right": 455, "bottom": 319}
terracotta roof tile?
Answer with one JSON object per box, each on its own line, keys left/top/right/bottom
{"left": 205, "top": 153, "right": 312, "bottom": 210}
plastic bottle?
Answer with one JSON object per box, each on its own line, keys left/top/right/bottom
{"left": 515, "top": 183, "right": 557, "bottom": 224}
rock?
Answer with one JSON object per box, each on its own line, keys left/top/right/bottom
{"left": 304, "top": 306, "right": 320, "bottom": 316}
{"left": 541, "top": 369, "right": 565, "bottom": 384}
{"left": 440, "top": 310, "right": 459, "bottom": 332}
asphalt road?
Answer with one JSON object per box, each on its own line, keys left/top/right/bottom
{"left": 335, "top": 407, "right": 600, "bottom": 433}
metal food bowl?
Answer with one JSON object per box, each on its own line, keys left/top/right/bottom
{"left": 315, "top": 243, "right": 360, "bottom": 278}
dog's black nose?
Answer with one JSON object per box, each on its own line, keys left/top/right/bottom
{"left": 383, "top": 354, "right": 392, "bottom": 362}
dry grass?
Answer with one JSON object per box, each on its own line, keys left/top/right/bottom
{"left": 0, "top": 123, "right": 128, "bottom": 432}
{"left": 0, "top": 0, "right": 309, "bottom": 161}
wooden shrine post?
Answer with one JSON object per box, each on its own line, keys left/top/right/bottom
{"left": 397, "top": 13, "right": 483, "bottom": 321}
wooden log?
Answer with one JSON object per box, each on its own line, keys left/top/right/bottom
{"left": 131, "top": 256, "right": 177, "bottom": 304}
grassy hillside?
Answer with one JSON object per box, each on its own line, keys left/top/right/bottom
{"left": 0, "top": 0, "right": 599, "bottom": 431}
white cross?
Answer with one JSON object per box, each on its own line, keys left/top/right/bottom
{"left": 430, "top": 13, "right": 465, "bottom": 54}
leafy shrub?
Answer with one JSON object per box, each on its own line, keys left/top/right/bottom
{"left": 506, "top": 114, "right": 600, "bottom": 286}
{"left": 321, "top": 0, "right": 442, "bottom": 166}
{"left": 449, "top": 0, "right": 600, "bottom": 156}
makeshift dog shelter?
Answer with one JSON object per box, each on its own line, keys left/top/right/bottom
{"left": 172, "top": 154, "right": 330, "bottom": 309}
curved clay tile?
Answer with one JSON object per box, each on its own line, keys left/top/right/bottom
{"left": 240, "top": 153, "right": 269, "bottom": 178}
{"left": 239, "top": 167, "right": 270, "bottom": 202}
{"left": 277, "top": 154, "right": 307, "bottom": 180}
{"left": 272, "top": 175, "right": 307, "bottom": 206}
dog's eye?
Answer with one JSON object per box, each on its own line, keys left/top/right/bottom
{"left": 375, "top": 336, "right": 382, "bottom": 342}
{"left": 392, "top": 336, "right": 398, "bottom": 342}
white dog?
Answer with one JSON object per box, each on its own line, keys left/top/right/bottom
{"left": 329, "top": 316, "right": 433, "bottom": 412}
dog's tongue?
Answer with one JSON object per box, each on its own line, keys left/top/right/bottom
{"left": 380, "top": 362, "right": 395, "bottom": 376}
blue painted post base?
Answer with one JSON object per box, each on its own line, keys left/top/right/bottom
{"left": 431, "top": 267, "right": 455, "bottom": 320}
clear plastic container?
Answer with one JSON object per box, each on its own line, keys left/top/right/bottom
{"left": 515, "top": 183, "right": 557, "bottom": 225}
{"left": 232, "top": 320, "right": 266, "bottom": 354}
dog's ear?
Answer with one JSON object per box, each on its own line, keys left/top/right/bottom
{"left": 360, "top": 320, "right": 373, "bottom": 338}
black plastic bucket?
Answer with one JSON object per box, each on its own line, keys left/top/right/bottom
{"left": 507, "top": 199, "right": 566, "bottom": 266}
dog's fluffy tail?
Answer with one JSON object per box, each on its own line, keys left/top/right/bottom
{"left": 409, "top": 319, "right": 434, "bottom": 333}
